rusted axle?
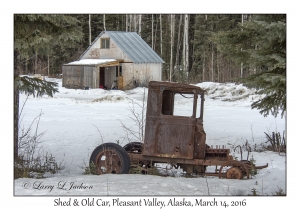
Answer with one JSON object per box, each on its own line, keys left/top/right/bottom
{"left": 128, "top": 153, "right": 268, "bottom": 179}
{"left": 128, "top": 153, "right": 233, "bottom": 166}
{"left": 254, "top": 163, "right": 268, "bottom": 169}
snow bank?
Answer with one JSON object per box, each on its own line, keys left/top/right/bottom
{"left": 15, "top": 79, "right": 286, "bottom": 197}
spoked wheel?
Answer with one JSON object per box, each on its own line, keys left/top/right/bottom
{"left": 226, "top": 167, "right": 243, "bottom": 179}
{"left": 123, "top": 142, "right": 143, "bottom": 154}
{"left": 123, "top": 142, "right": 155, "bottom": 174}
{"left": 219, "top": 160, "right": 249, "bottom": 179}
{"left": 90, "top": 143, "right": 130, "bottom": 175}
{"left": 123, "top": 142, "right": 145, "bottom": 166}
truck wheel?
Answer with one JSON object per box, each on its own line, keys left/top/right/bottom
{"left": 123, "top": 142, "right": 143, "bottom": 153}
{"left": 123, "top": 142, "right": 155, "bottom": 174}
{"left": 226, "top": 167, "right": 243, "bottom": 179}
{"left": 90, "top": 143, "right": 130, "bottom": 174}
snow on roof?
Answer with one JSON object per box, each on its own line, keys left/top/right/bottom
{"left": 65, "top": 59, "right": 118, "bottom": 66}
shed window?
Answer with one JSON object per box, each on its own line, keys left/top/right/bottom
{"left": 101, "top": 38, "right": 110, "bottom": 49}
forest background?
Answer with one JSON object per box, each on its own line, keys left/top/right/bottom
{"left": 13, "top": 13, "right": 286, "bottom": 161}
{"left": 15, "top": 14, "right": 285, "bottom": 85}
{"left": 6, "top": 5, "right": 299, "bottom": 205}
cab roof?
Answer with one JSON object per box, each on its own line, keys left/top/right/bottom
{"left": 149, "top": 81, "right": 205, "bottom": 93}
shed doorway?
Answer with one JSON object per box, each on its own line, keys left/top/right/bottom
{"left": 99, "top": 67, "right": 105, "bottom": 88}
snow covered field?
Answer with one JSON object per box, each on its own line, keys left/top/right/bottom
{"left": 12, "top": 78, "right": 289, "bottom": 208}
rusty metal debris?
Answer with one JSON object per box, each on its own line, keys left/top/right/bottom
{"left": 90, "top": 81, "right": 268, "bottom": 179}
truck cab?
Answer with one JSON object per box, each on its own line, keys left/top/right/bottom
{"left": 90, "top": 81, "right": 267, "bottom": 178}
{"left": 143, "top": 81, "right": 207, "bottom": 160}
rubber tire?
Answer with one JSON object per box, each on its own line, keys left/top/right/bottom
{"left": 123, "top": 142, "right": 143, "bottom": 153}
{"left": 90, "top": 143, "right": 130, "bottom": 174}
{"left": 123, "top": 142, "right": 154, "bottom": 174}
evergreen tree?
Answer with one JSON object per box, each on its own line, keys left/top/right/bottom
{"left": 211, "top": 14, "right": 286, "bottom": 118}
{"left": 192, "top": 14, "right": 239, "bottom": 82}
{"left": 14, "top": 14, "right": 84, "bottom": 158}
{"left": 192, "top": 15, "right": 210, "bottom": 82}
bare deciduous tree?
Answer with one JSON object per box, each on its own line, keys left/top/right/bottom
{"left": 174, "top": 15, "right": 182, "bottom": 77}
{"left": 152, "top": 14, "right": 154, "bottom": 49}
{"left": 89, "top": 14, "right": 91, "bottom": 45}
{"left": 170, "top": 14, "right": 175, "bottom": 82}
{"left": 182, "top": 14, "right": 189, "bottom": 83}
{"left": 120, "top": 88, "right": 147, "bottom": 143}
{"left": 160, "top": 14, "right": 162, "bottom": 56}
{"left": 138, "top": 14, "right": 142, "bottom": 36}
{"left": 103, "top": 14, "right": 106, "bottom": 31}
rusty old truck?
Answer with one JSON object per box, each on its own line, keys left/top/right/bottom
{"left": 89, "top": 81, "right": 268, "bottom": 179}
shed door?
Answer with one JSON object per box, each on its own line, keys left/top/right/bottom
{"left": 100, "top": 67, "right": 105, "bottom": 87}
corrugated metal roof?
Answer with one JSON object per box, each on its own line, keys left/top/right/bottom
{"left": 79, "top": 31, "right": 164, "bottom": 63}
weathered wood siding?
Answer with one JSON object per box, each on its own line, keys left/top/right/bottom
{"left": 121, "top": 63, "right": 162, "bottom": 89}
{"left": 63, "top": 63, "right": 161, "bottom": 90}
{"left": 65, "top": 32, "right": 163, "bottom": 90}
{"left": 62, "top": 65, "right": 99, "bottom": 89}
{"left": 81, "top": 34, "right": 132, "bottom": 62}
{"left": 62, "top": 65, "right": 84, "bottom": 89}
{"left": 81, "top": 39, "right": 101, "bottom": 59}
{"left": 83, "top": 66, "right": 99, "bottom": 89}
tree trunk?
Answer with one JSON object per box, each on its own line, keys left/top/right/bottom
{"left": 218, "top": 52, "right": 220, "bottom": 82}
{"left": 25, "top": 59, "right": 28, "bottom": 75}
{"left": 126, "top": 14, "right": 128, "bottom": 32}
{"left": 203, "top": 15, "right": 207, "bottom": 82}
{"left": 170, "top": 14, "right": 175, "bottom": 82}
{"left": 175, "top": 15, "right": 182, "bottom": 75}
{"left": 138, "top": 14, "right": 142, "bottom": 36}
{"left": 127, "top": 15, "right": 132, "bottom": 32}
{"left": 103, "top": 14, "right": 106, "bottom": 31}
{"left": 14, "top": 50, "right": 20, "bottom": 159}
{"left": 182, "top": 27, "right": 186, "bottom": 82}
{"left": 241, "top": 14, "right": 243, "bottom": 78}
{"left": 183, "top": 14, "right": 189, "bottom": 83}
{"left": 241, "top": 62, "right": 243, "bottom": 78}
{"left": 134, "top": 14, "right": 137, "bottom": 32}
{"left": 152, "top": 14, "right": 154, "bottom": 49}
{"left": 48, "top": 55, "right": 50, "bottom": 76}
{"left": 160, "top": 14, "right": 162, "bottom": 56}
{"left": 202, "top": 50, "right": 205, "bottom": 82}
{"left": 154, "top": 15, "right": 158, "bottom": 51}
{"left": 35, "top": 52, "right": 37, "bottom": 74}
{"left": 211, "top": 51, "right": 214, "bottom": 82}
{"left": 130, "top": 14, "right": 133, "bottom": 31}
{"left": 89, "top": 14, "right": 91, "bottom": 45}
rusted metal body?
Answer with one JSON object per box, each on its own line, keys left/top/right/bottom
{"left": 90, "top": 81, "right": 268, "bottom": 178}
{"left": 126, "top": 81, "right": 268, "bottom": 178}
{"left": 143, "top": 81, "right": 205, "bottom": 159}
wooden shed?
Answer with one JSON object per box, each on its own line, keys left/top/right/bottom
{"left": 62, "top": 31, "right": 164, "bottom": 90}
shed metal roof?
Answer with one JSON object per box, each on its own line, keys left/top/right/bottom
{"left": 79, "top": 31, "right": 165, "bottom": 63}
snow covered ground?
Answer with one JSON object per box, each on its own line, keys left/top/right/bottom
{"left": 13, "top": 78, "right": 288, "bottom": 208}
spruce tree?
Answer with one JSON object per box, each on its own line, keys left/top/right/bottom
{"left": 211, "top": 14, "right": 286, "bottom": 118}
{"left": 14, "top": 14, "right": 84, "bottom": 158}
